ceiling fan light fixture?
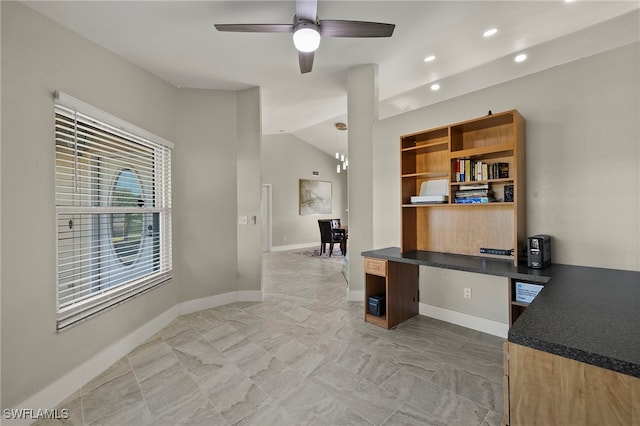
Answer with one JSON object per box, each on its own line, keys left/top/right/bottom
{"left": 293, "top": 22, "right": 321, "bottom": 52}
{"left": 215, "top": 2, "right": 395, "bottom": 73}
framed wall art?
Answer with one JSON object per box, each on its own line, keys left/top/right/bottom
{"left": 299, "top": 179, "right": 332, "bottom": 215}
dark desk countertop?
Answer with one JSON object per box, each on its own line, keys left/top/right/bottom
{"left": 508, "top": 265, "right": 640, "bottom": 378}
{"left": 362, "top": 247, "right": 640, "bottom": 378}
{"left": 361, "top": 247, "right": 556, "bottom": 283}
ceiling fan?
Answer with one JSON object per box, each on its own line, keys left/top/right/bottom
{"left": 214, "top": 0, "right": 395, "bottom": 74}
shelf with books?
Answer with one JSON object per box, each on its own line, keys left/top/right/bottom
{"left": 450, "top": 177, "right": 513, "bottom": 187}
{"left": 399, "top": 110, "right": 525, "bottom": 265}
{"left": 451, "top": 181, "right": 515, "bottom": 204}
{"left": 452, "top": 157, "right": 512, "bottom": 181}
{"left": 404, "top": 199, "right": 514, "bottom": 208}
{"left": 446, "top": 201, "right": 513, "bottom": 208}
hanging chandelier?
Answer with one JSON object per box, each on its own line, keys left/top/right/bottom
{"left": 335, "top": 122, "right": 348, "bottom": 173}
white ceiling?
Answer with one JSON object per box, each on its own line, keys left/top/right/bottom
{"left": 24, "top": 1, "right": 639, "bottom": 156}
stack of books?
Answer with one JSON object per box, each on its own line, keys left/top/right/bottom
{"left": 454, "top": 183, "right": 494, "bottom": 204}
{"left": 455, "top": 160, "right": 509, "bottom": 182}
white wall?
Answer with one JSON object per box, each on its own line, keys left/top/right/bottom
{"left": 262, "top": 133, "right": 348, "bottom": 249}
{"left": 174, "top": 88, "right": 239, "bottom": 302}
{"left": 0, "top": 2, "right": 262, "bottom": 409}
{"left": 370, "top": 42, "right": 640, "bottom": 327}
{"left": 0, "top": 1, "right": 178, "bottom": 408}
{"left": 346, "top": 65, "right": 378, "bottom": 300}
{"left": 236, "top": 87, "right": 263, "bottom": 291}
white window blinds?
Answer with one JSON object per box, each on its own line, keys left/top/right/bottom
{"left": 54, "top": 92, "right": 173, "bottom": 330}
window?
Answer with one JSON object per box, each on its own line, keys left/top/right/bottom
{"left": 54, "top": 92, "right": 173, "bottom": 330}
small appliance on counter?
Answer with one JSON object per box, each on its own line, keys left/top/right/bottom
{"left": 527, "top": 234, "right": 551, "bottom": 269}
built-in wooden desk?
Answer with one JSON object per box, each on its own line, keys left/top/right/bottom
{"left": 361, "top": 247, "right": 554, "bottom": 329}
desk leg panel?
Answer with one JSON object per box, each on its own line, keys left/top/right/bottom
{"left": 387, "top": 262, "right": 419, "bottom": 328}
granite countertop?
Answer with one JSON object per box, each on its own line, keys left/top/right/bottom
{"left": 361, "top": 247, "right": 640, "bottom": 378}
{"left": 508, "top": 264, "right": 640, "bottom": 378}
{"left": 361, "top": 247, "right": 556, "bottom": 283}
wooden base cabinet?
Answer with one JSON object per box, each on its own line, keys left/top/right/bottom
{"left": 503, "top": 342, "right": 640, "bottom": 425}
{"left": 364, "top": 257, "right": 419, "bottom": 329}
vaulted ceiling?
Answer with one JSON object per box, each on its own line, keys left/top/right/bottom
{"left": 24, "top": 1, "right": 640, "bottom": 155}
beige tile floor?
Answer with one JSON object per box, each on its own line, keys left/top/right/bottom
{"left": 36, "top": 249, "right": 505, "bottom": 425}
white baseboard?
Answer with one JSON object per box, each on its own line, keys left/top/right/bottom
{"left": 347, "top": 289, "right": 364, "bottom": 302}
{"left": 419, "top": 302, "right": 508, "bottom": 338}
{"left": 9, "top": 290, "right": 264, "bottom": 424}
{"left": 270, "top": 242, "right": 318, "bottom": 252}
{"left": 352, "top": 294, "right": 507, "bottom": 338}
{"left": 6, "top": 306, "right": 178, "bottom": 426}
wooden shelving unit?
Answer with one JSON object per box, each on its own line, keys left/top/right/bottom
{"left": 364, "top": 110, "right": 526, "bottom": 331}
{"left": 400, "top": 110, "right": 526, "bottom": 266}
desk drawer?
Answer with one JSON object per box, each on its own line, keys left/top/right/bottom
{"left": 364, "top": 258, "right": 387, "bottom": 277}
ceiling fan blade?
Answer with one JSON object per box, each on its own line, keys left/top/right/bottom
{"left": 296, "top": 0, "right": 318, "bottom": 22}
{"left": 214, "top": 23, "right": 293, "bottom": 33}
{"left": 319, "top": 20, "right": 395, "bottom": 37}
{"left": 298, "top": 51, "right": 314, "bottom": 74}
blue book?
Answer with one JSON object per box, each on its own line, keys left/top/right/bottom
{"left": 455, "top": 197, "right": 491, "bottom": 204}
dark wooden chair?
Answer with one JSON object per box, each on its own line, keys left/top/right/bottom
{"left": 318, "top": 219, "right": 345, "bottom": 257}
{"left": 332, "top": 219, "right": 347, "bottom": 255}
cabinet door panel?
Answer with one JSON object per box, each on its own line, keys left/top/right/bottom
{"left": 508, "top": 343, "right": 639, "bottom": 425}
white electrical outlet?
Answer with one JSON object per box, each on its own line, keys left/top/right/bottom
{"left": 464, "top": 288, "right": 472, "bottom": 299}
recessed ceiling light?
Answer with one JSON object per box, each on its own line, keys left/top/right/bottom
{"left": 483, "top": 28, "right": 498, "bottom": 38}
{"left": 430, "top": 83, "right": 440, "bottom": 91}
{"left": 424, "top": 55, "right": 436, "bottom": 63}
{"left": 514, "top": 53, "right": 527, "bottom": 63}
